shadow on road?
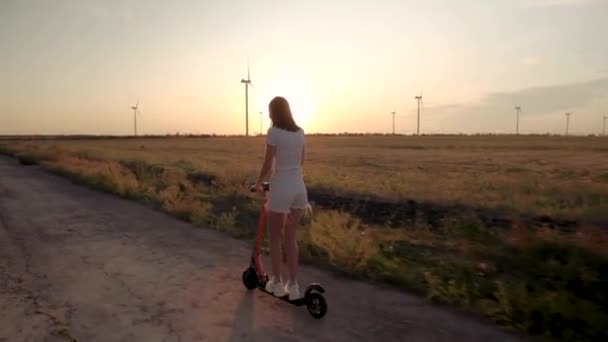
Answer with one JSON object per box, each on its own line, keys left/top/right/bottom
{"left": 227, "top": 291, "right": 255, "bottom": 342}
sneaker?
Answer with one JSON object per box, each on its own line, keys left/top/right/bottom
{"left": 265, "top": 276, "right": 287, "bottom": 297}
{"left": 285, "top": 281, "right": 302, "bottom": 301}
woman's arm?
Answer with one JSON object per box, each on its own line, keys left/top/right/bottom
{"left": 256, "top": 143, "right": 276, "bottom": 184}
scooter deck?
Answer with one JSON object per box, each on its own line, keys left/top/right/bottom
{"left": 255, "top": 283, "right": 306, "bottom": 306}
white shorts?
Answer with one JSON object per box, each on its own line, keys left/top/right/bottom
{"left": 267, "top": 173, "right": 308, "bottom": 214}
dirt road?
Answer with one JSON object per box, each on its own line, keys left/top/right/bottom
{"left": 0, "top": 156, "right": 522, "bottom": 342}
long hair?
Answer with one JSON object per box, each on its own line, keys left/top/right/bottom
{"left": 269, "top": 96, "right": 300, "bottom": 132}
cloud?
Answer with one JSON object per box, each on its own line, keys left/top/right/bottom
{"left": 62, "top": 0, "right": 135, "bottom": 24}
{"left": 522, "top": 55, "right": 543, "bottom": 66}
{"left": 64, "top": 0, "right": 111, "bottom": 19}
{"left": 523, "top": 0, "right": 599, "bottom": 7}
{"left": 425, "top": 77, "right": 608, "bottom": 134}
{"left": 477, "top": 77, "right": 608, "bottom": 115}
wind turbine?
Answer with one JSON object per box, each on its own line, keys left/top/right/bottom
{"left": 414, "top": 91, "right": 424, "bottom": 135}
{"left": 391, "top": 110, "right": 397, "bottom": 135}
{"left": 130, "top": 100, "right": 140, "bottom": 136}
{"left": 603, "top": 115, "right": 607, "bottom": 136}
{"left": 240, "top": 61, "right": 253, "bottom": 136}
{"left": 515, "top": 106, "right": 522, "bottom": 135}
{"left": 565, "top": 112, "right": 573, "bottom": 136}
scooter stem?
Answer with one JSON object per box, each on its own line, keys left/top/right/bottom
{"left": 252, "top": 197, "right": 268, "bottom": 282}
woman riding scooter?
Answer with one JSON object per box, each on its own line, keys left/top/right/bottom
{"left": 253, "top": 96, "right": 308, "bottom": 301}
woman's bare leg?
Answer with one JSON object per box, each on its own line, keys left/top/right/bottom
{"left": 284, "top": 208, "right": 305, "bottom": 283}
{"left": 267, "top": 211, "right": 287, "bottom": 281}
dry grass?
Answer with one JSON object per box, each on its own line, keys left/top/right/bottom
{"left": 1, "top": 135, "right": 607, "bottom": 341}
{"left": 8, "top": 135, "right": 607, "bottom": 220}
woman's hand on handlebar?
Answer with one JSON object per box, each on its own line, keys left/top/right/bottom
{"left": 251, "top": 181, "right": 264, "bottom": 193}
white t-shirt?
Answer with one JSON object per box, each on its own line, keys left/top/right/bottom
{"left": 266, "top": 126, "right": 305, "bottom": 174}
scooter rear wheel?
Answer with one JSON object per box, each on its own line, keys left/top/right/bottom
{"left": 242, "top": 267, "right": 258, "bottom": 290}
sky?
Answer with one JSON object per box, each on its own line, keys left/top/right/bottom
{"left": 1, "top": 0, "right": 607, "bottom": 135}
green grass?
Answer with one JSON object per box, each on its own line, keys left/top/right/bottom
{"left": 1, "top": 135, "right": 607, "bottom": 341}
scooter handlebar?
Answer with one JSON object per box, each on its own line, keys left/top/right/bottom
{"left": 250, "top": 182, "right": 270, "bottom": 193}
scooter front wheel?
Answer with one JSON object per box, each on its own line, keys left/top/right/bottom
{"left": 242, "top": 267, "right": 258, "bottom": 290}
{"left": 306, "top": 292, "right": 327, "bottom": 319}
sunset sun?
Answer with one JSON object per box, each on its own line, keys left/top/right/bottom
{"left": 259, "top": 79, "right": 317, "bottom": 132}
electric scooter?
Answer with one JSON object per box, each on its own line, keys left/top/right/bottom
{"left": 241, "top": 182, "right": 328, "bottom": 319}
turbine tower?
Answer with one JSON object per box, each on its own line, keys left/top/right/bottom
{"left": 603, "top": 115, "right": 607, "bottom": 136}
{"left": 391, "top": 110, "right": 396, "bottom": 135}
{"left": 130, "top": 100, "right": 139, "bottom": 136}
{"left": 565, "top": 112, "right": 572, "bottom": 136}
{"left": 259, "top": 111, "right": 263, "bottom": 136}
{"left": 414, "top": 92, "right": 424, "bottom": 135}
{"left": 515, "top": 106, "right": 521, "bottom": 135}
{"left": 241, "top": 62, "right": 252, "bottom": 136}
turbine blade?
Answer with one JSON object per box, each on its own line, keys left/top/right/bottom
{"left": 247, "top": 58, "right": 250, "bottom": 81}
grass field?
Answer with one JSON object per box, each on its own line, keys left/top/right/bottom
{"left": 1, "top": 135, "right": 607, "bottom": 341}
